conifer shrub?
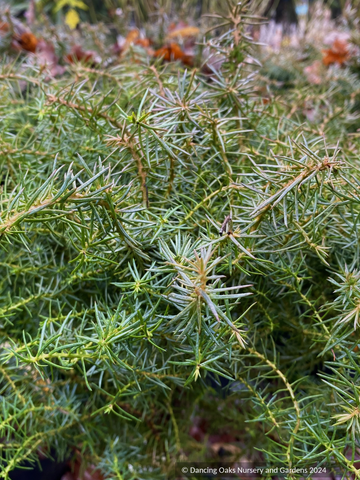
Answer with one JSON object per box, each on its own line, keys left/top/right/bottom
{"left": 1, "top": 1, "right": 360, "bottom": 478}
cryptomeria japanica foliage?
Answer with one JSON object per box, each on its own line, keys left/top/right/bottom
{"left": 1, "top": 0, "right": 360, "bottom": 477}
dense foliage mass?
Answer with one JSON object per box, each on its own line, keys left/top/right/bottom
{"left": 1, "top": 1, "right": 360, "bottom": 478}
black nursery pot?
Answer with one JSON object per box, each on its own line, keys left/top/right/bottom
{"left": 9, "top": 458, "right": 69, "bottom": 480}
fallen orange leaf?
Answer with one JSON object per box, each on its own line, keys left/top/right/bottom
{"left": 125, "top": 28, "right": 139, "bottom": 45}
{"left": 18, "top": 32, "right": 38, "bottom": 53}
{"left": 135, "top": 38, "right": 151, "bottom": 48}
{"left": 117, "top": 29, "right": 153, "bottom": 55}
{"left": 322, "top": 38, "right": 349, "bottom": 66}
{"left": 154, "top": 42, "right": 193, "bottom": 66}
{"left": 65, "top": 45, "right": 96, "bottom": 64}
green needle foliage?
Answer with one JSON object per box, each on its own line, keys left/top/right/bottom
{"left": 1, "top": 1, "right": 360, "bottom": 478}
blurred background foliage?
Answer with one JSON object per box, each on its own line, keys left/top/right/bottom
{"left": 4, "top": 0, "right": 222, "bottom": 28}
{"left": 1, "top": 0, "right": 351, "bottom": 26}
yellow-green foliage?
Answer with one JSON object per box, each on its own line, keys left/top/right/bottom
{"left": 0, "top": 1, "right": 360, "bottom": 478}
